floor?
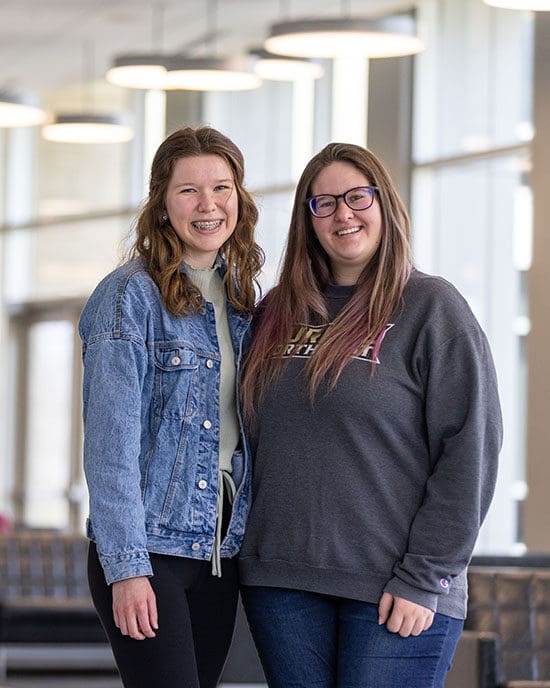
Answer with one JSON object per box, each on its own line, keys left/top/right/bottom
{"left": 3, "top": 679, "right": 265, "bottom": 688}
{"left": 3, "top": 678, "right": 122, "bottom": 688}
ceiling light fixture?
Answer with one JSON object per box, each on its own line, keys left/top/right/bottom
{"left": 249, "top": 48, "right": 324, "bottom": 81}
{"left": 0, "top": 90, "right": 47, "bottom": 128}
{"left": 106, "top": 54, "right": 168, "bottom": 89}
{"left": 106, "top": 3, "right": 169, "bottom": 89}
{"left": 43, "top": 42, "right": 134, "bottom": 144}
{"left": 165, "top": 56, "right": 262, "bottom": 90}
{"left": 265, "top": 15, "right": 424, "bottom": 59}
{"left": 42, "top": 114, "right": 134, "bottom": 144}
{"left": 164, "top": 0, "right": 262, "bottom": 92}
{"left": 483, "top": 0, "right": 550, "bottom": 8}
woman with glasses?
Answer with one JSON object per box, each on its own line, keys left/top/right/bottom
{"left": 238, "top": 142, "right": 502, "bottom": 688}
{"left": 80, "top": 126, "right": 263, "bottom": 688}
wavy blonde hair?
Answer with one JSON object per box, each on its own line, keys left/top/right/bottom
{"left": 241, "top": 142, "right": 412, "bottom": 420}
{"left": 130, "top": 126, "right": 263, "bottom": 315}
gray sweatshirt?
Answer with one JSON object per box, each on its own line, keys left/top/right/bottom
{"left": 239, "top": 269, "right": 502, "bottom": 619}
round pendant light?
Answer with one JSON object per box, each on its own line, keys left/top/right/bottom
{"left": 42, "top": 114, "right": 134, "bottom": 144}
{"left": 0, "top": 90, "right": 47, "bottom": 128}
{"left": 106, "top": 54, "right": 168, "bottom": 89}
{"left": 484, "top": 0, "right": 550, "bottom": 8}
{"left": 249, "top": 49, "right": 324, "bottom": 81}
{"left": 165, "top": 56, "right": 262, "bottom": 91}
{"left": 265, "top": 15, "right": 424, "bottom": 59}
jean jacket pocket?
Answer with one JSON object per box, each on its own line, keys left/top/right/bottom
{"left": 153, "top": 343, "right": 198, "bottom": 419}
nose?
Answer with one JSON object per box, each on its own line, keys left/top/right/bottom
{"left": 197, "top": 190, "right": 216, "bottom": 213}
{"left": 334, "top": 195, "right": 353, "bottom": 220}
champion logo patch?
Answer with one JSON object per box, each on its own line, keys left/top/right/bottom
{"left": 440, "top": 578, "right": 450, "bottom": 589}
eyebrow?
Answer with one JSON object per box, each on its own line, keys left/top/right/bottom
{"left": 171, "top": 178, "right": 234, "bottom": 189}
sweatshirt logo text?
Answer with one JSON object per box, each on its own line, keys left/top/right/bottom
{"left": 281, "top": 323, "right": 394, "bottom": 364}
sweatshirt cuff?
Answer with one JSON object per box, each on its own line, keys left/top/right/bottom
{"left": 383, "top": 576, "right": 439, "bottom": 612}
{"left": 99, "top": 549, "right": 153, "bottom": 585}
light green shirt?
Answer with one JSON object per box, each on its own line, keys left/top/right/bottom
{"left": 186, "top": 261, "right": 239, "bottom": 577}
{"left": 186, "top": 263, "right": 239, "bottom": 474}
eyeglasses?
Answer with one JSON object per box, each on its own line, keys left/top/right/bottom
{"left": 306, "top": 186, "right": 378, "bottom": 218}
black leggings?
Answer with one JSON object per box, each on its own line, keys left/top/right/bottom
{"left": 88, "top": 543, "right": 239, "bottom": 688}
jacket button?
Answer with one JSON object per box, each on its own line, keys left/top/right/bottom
{"left": 171, "top": 356, "right": 181, "bottom": 365}
{"left": 206, "top": 359, "right": 214, "bottom": 368}
{"left": 203, "top": 419, "right": 212, "bottom": 429}
{"left": 198, "top": 479, "right": 207, "bottom": 489}
{"left": 191, "top": 543, "right": 200, "bottom": 551}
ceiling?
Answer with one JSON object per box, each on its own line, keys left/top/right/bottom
{"left": 0, "top": 0, "right": 411, "bottom": 95}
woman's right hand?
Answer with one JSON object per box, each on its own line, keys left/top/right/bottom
{"left": 112, "top": 576, "right": 158, "bottom": 640}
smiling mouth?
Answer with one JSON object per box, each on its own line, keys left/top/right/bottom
{"left": 336, "top": 226, "right": 362, "bottom": 236}
{"left": 192, "top": 220, "right": 223, "bottom": 231}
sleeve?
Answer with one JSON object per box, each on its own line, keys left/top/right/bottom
{"left": 383, "top": 326, "right": 503, "bottom": 611}
{"left": 81, "top": 289, "right": 153, "bottom": 585}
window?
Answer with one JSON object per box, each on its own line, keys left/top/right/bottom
{"left": 9, "top": 304, "right": 85, "bottom": 531}
{"left": 412, "top": 0, "right": 533, "bottom": 553}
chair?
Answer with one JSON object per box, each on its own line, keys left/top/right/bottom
{"left": 463, "top": 566, "right": 550, "bottom": 687}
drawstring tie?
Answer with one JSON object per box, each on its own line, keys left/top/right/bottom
{"left": 211, "top": 469, "right": 236, "bottom": 577}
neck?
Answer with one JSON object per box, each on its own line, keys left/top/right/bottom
{"left": 186, "top": 259, "right": 216, "bottom": 269}
{"left": 332, "top": 267, "right": 362, "bottom": 286}
{"left": 183, "top": 250, "right": 220, "bottom": 270}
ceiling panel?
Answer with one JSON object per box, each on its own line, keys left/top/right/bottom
{"left": 0, "top": 0, "right": 411, "bottom": 93}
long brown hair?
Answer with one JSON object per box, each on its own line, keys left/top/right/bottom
{"left": 241, "top": 142, "right": 412, "bottom": 419}
{"left": 130, "top": 126, "right": 263, "bottom": 315}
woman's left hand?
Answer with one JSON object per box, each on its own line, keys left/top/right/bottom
{"left": 378, "top": 592, "right": 434, "bottom": 637}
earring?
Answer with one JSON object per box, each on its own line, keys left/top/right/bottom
{"left": 162, "top": 214, "right": 168, "bottom": 222}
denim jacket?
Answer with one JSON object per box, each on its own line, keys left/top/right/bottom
{"left": 80, "top": 259, "right": 252, "bottom": 585}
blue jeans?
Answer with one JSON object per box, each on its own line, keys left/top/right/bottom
{"left": 241, "top": 586, "right": 464, "bottom": 688}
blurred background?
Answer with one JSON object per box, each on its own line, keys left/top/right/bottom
{"left": 0, "top": 0, "right": 549, "bottom": 590}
